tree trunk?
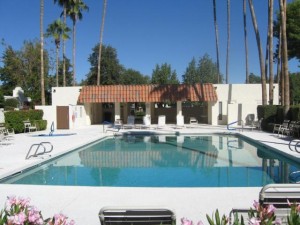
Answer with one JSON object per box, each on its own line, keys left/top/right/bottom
{"left": 97, "top": 0, "right": 107, "bottom": 85}
{"left": 40, "top": 0, "right": 45, "bottom": 105}
{"left": 212, "top": 0, "right": 220, "bottom": 84}
{"left": 248, "top": 0, "right": 267, "bottom": 105}
{"left": 63, "top": 4, "right": 67, "bottom": 87}
{"left": 56, "top": 46, "right": 59, "bottom": 87}
{"left": 243, "top": 0, "right": 249, "bottom": 84}
{"left": 280, "top": 0, "right": 290, "bottom": 116}
{"left": 268, "top": 0, "right": 274, "bottom": 105}
{"left": 226, "top": 0, "right": 230, "bottom": 84}
{"left": 73, "top": 20, "right": 76, "bottom": 86}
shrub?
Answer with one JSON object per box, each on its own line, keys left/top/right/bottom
{"left": 4, "top": 98, "right": 19, "bottom": 111}
{"left": 4, "top": 110, "right": 44, "bottom": 133}
{"left": 0, "top": 195, "right": 75, "bottom": 225}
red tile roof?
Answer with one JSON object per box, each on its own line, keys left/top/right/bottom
{"left": 78, "top": 83, "right": 217, "bottom": 103}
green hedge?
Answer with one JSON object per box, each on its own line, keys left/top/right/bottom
{"left": 257, "top": 105, "right": 300, "bottom": 132}
{"left": 4, "top": 110, "right": 46, "bottom": 133}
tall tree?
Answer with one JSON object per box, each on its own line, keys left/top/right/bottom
{"left": 67, "top": 0, "right": 89, "bottom": 86}
{"left": 212, "top": 0, "right": 220, "bottom": 84}
{"left": 45, "top": 19, "right": 70, "bottom": 87}
{"left": 197, "top": 54, "right": 222, "bottom": 83}
{"left": 243, "top": 0, "right": 249, "bottom": 84}
{"left": 279, "top": 0, "right": 290, "bottom": 117}
{"left": 85, "top": 44, "right": 123, "bottom": 85}
{"left": 274, "top": 0, "right": 300, "bottom": 61}
{"left": 248, "top": 0, "right": 267, "bottom": 105}
{"left": 119, "top": 69, "right": 150, "bottom": 85}
{"left": 40, "top": 0, "right": 45, "bottom": 105}
{"left": 97, "top": 0, "right": 107, "bottom": 85}
{"left": 151, "top": 63, "right": 179, "bottom": 85}
{"left": 54, "top": 0, "right": 71, "bottom": 87}
{"left": 0, "top": 41, "right": 50, "bottom": 104}
{"left": 268, "top": 0, "right": 274, "bottom": 105}
{"left": 226, "top": 0, "right": 230, "bottom": 84}
{"left": 182, "top": 57, "right": 199, "bottom": 84}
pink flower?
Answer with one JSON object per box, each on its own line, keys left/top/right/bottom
{"left": 28, "top": 207, "right": 43, "bottom": 224}
{"left": 67, "top": 219, "right": 75, "bottom": 225}
{"left": 8, "top": 212, "right": 27, "bottom": 225}
{"left": 253, "top": 200, "right": 260, "bottom": 210}
{"left": 181, "top": 217, "right": 193, "bottom": 225}
{"left": 267, "top": 204, "right": 276, "bottom": 214}
{"left": 18, "top": 197, "right": 30, "bottom": 208}
{"left": 197, "top": 221, "right": 204, "bottom": 225}
{"left": 296, "top": 204, "right": 300, "bottom": 213}
{"left": 274, "top": 217, "right": 282, "bottom": 225}
{"left": 249, "top": 217, "right": 261, "bottom": 225}
{"left": 6, "top": 195, "right": 17, "bottom": 208}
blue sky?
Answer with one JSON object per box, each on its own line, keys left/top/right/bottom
{"left": 0, "top": 0, "right": 298, "bottom": 84}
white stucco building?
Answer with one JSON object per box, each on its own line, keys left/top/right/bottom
{"left": 35, "top": 83, "right": 279, "bottom": 129}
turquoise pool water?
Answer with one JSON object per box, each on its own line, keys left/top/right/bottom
{"left": 2, "top": 134, "right": 300, "bottom": 187}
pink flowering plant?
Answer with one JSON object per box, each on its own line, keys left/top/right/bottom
{"left": 0, "top": 196, "right": 74, "bottom": 225}
{"left": 287, "top": 200, "right": 300, "bottom": 225}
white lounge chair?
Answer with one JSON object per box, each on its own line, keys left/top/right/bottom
{"left": 141, "top": 115, "right": 151, "bottom": 129}
{"left": 99, "top": 207, "right": 176, "bottom": 225}
{"left": 157, "top": 115, "right": 166, "bottom": 129}
{"left": 123, "top": 115, "right": 135, "bottom": 129}
{"left": 189, "top": 117, "right": 198, "bottom": 124}
{"left": 175, "top": 115, "right": 185, "bottom": 129}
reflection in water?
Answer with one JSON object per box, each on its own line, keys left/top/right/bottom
{"left": 3, "top": 134, "right": 300, "bottom": 187}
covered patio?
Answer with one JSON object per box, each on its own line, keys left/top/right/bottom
{"left": 77, "top": 83, "right": 218, "bottom": 125}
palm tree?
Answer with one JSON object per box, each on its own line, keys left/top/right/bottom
{"left": 212, "top": 0, "right": 220, "bottom": 84}
{"left": 226, "top": 0, "right": 230, "bottom": 84}
{"left": 268, "top": 0, "right": 274, "bottom": 105}
{"left": 248, "top": 0, "right": 267, "bottom": 105}
{"left": 243, "top": 0, "right": 249, "bottom": 84}
{"left": 40, "top": 0, "right": 45, "bottom": 105}
{"left": 67, "top": 0, "right": 89, "bottom": 86}
{"left": 279, "top": 0, "right": 290, "bottom": 116}
{"left": 97, "top": 0, "right": 107, "bottom": 85}
{"left": 54, "top": 0, "right": 70, "bottom": 87}
{"left": 46, "top": 19, "right": 70, "bottom": 87}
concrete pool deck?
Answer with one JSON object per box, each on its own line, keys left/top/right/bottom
{"left": 0, "top": 124, "right": 299, "bottom": 224}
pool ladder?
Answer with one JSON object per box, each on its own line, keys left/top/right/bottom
{"left": 25, "top": 142, "right": 53, "bottom": 159}
{"left": 227, "top": 120, "right": 244, "bottom": 132}
{"left": 288, "top": 139, "right": 300, "bottom": 153}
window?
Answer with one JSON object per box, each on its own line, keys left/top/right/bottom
{"left": 218, "top": 102, "right": 222, "bottom": 120}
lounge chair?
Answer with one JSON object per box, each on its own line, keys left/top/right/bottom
{"left": 259, "top": 183, "right": 300, "bottom": 223}
{"left": 157, "top": 115, "right": 166, "bottom": 129}
{"left": 279, "top": 120, "right": 298, "bottom": 137}
{"left": 175, "top": 115, "right": 185, "bottom": 129}
{"left": 189, "top": 117, "right": 198, "bottom": 125}
{"left": 23, "top": 120, "right": 37, "bottom": 133}
{"left": 123, "top": 115, "right": 135, "bottom": 129}
{"left": 141, "top": 115, "right": 151, "bottom": 129}
{"left": 230, "top": 183, "right": 300, "bottom": 225}
{"left": 273, "top": 120, "right": 290, "bottom": 135}
{"left": 99, "top": 207, "right": 176, "bottom": 225}
{"left": 105, "top": 119, "right": 123, "bottom": 132}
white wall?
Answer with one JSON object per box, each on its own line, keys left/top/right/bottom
{"left": 210, "top": 84, "right": 279, "bottom": 126}
{"left": 52, "top": 86, "right": 82, "bottom": 106}
{"left": 35, "top": 105, "right": 56, "bottom": 129}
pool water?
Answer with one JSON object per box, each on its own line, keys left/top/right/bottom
{"left": 2, "top": 134, "right": 300, "bottom": 187}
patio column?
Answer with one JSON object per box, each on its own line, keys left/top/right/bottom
{"left": 177, "top": 101, "right": 182, "bottom": 116}
{"left": 114, "top": 102, "right": 120, "bottom": 122}
{"left": 145, "top": 102, "right": 151, "bottom": 124}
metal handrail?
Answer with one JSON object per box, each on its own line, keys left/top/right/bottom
{"left": 288, "top": 139, "right": 300, "bottom": 153}
{"left": 227, "top": 120, "right": 244, "bottom": 131}
{"left": 25, "top": 142, "right": 53, "bottom": 159}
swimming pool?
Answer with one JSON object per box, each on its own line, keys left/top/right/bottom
{"left": 2, "top": 134, "right": 300, "bottom": 187}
